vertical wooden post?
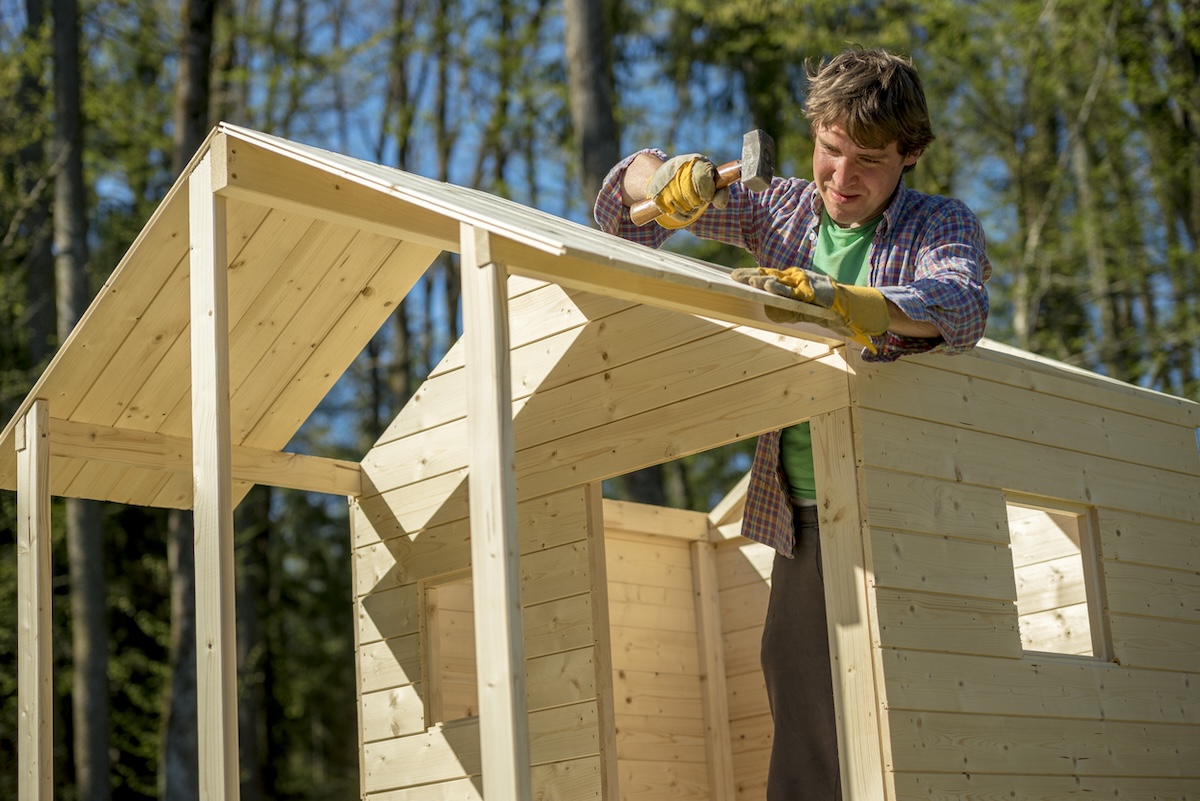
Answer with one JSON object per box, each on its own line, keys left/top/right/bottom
{"left": 460, "top": 223, "right": 532, "bottom": 801}
{"left": 583, "top": 483, "right": 620, "bottom": 799}
{"left": 189, "top": 150, "right": 241, "bottom": 801}
{"left": 811, "top": 407, "right": 888, "bottom": 801}
{"left": 691, "top": 539, "right": 736, "bottom": 800}
{"left": 17, "top": 399, "right": 52, "bottom": 801}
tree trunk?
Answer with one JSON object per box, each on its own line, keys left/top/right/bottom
{"left": 53, "top": 0, "right": 111, "bottom": 796}
{"left": 564, "top": 0, "right": 619, "bottom": 208}
{"left": 172, "top": 0, "right": 218, "bottom": 164}
{"left": 565, "top": 0, "right": 668, "bottom": 504}
{"left": 20, "top": 0, "right": 55, "bottom": 372}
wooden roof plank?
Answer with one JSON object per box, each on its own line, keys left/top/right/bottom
{"left": 48, "top": 418, "right": 360, "bottom": 496}
{"left": 241, "top": 238, "right": 441, "bottom": 448}
{"left": 215, "top": 130, "right": 461, "bottom": 253}
{"left": 151, "top": 208, "right": 328, "bottom": 440}
{"left": 113, "top": 205, "right": 317, "bottom": 438}
{"left": 73, "top": 201, "right": 275, "bottom": 432}
{"left": 225, "top": 229, "right": 406, "bottom": 444}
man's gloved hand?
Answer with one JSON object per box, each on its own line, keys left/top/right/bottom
{"left": 731, "top": 266, "right": 890, "bottom": 351}
{"left": 645, "top": 154, "right": 730, "bottom": 229}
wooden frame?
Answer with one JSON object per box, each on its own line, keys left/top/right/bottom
{"left": 17, "top": 399, "right": 52, "bottom": 801}
{"left": 189, "top": 150, "right": 241, "bottom": 800}
{"left": 461, "top": 223, "right": 532, "bottom": 800}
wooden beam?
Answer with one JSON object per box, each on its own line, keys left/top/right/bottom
{"left": 811, "top": 407, "right": 891, "bottom": 801}
{"left": 461, "top": 223, "right": 532, "bottom": 800}
{"left": 46, "top": 418, "right": 362, "bottom": 497}
{"left": 491, "top": 236, "right": 845, "bottom": 348}
{"left": 601, "top": 498, "right": 711, "bottom": 542}
{"left": 584, "top": 483, "right": 620, "bottom": 800}
{"left": 211, "top": 132, "right": 460, "bottom": 253}
{"left": 16, "top": 399, "right": 52, "bottom": 801}
{"left": 691, "top": 539, "right": 736, "bottom": 800}
{"left": 189, "top": 151, "right": 241, "bottom": 801}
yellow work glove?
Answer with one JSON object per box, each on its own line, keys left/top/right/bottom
{"left": 644, "top": 154, "right": 728, "bottom": 229}
{"left": 731, "top": 266, "right": 890, "bottom": 352}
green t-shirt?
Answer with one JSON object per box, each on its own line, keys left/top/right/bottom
{"left": 779, "top": 210, "right": 879, "bottom": 500}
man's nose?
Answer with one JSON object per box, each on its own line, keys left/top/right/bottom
{"left": 834, "top": 157, "right": 857, "bottom": 184}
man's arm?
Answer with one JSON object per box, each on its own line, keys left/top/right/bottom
{"left": 618, "top": 152, "right": 667, "bottom": 206}
{"left": 884, "top": 301, "right": 940, "bottom": 338}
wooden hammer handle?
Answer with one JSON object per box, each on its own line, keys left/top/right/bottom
{"left": 629, "top": 160, "right": 742, "bottom": 227}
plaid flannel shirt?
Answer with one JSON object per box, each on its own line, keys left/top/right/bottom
{"left": 594, "top": 149, "right": 992, "bottom": 556}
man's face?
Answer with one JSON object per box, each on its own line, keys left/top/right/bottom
{"left": 812, "top": 123, "right": 920, "bottom": 227}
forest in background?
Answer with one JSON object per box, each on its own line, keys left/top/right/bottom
{"left": 1, "top": 0, "right": 1197, "bottom": 798}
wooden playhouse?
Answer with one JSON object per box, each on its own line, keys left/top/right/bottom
{"left": 5, "top": 123, "right": 1199, "bottom": 800}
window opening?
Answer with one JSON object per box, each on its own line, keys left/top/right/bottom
{"left": 424, "top": 573, "right": 478, "bottom": 724}
{"left": 1005, "top": 497, "right": 1110, "bottom": 659}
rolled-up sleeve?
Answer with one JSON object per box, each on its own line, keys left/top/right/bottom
{"left": 873, "top": 196, "right": 991, "bottom": 360}
{"left": 594, "top": 148, "right": 676, "bottom": 249}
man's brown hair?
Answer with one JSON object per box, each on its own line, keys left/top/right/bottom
{"left": 803, "top": 47, "right": 935, "bottom": 162}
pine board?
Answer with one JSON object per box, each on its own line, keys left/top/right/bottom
{"left": 606, "top": 582, "right": 697, "bottom": 633}
{"left": 363, "top": 332, "right": 839, "bottom": 492}
{"left": 613, "top": 713, "right": 707, "bottom": 762}
{"left": 902, "top": 341, "right": 1200, "bottom": 429}
{"left": 361, "top": 702, "right": 600, "bottom": 793}
{"left": 1100, "top": 510, "right": 1200, "bottom": 571}
{"left": 238, "top": 237, "right": 439, "bottom": 447}
{"left": 353, "top": 489, "right": 588, "bottom": 597}
{"left": 1108, "top": 614, "right": 1200, "bottom": 673}
{"left": 811, "top": 408, "right": 890, "bottom": 801}
{"left": 881, "top": 648, "right": 1198, "bottom": 723}
{"left": 870, "top": 527, "right": 1018, "bottom": 602}
{"left": 714, "top": 539, "right": 774, "bottom": 590}
{"left": 608, "top": 626, "right": 700, "bottom": 676}
{"left": 873, "top": 588, "right": 1021, "bottom": 658}
{"left": 1104, "top": 560, "right": 1200, "bottom": 622}
{"left": 359, "top": 633, "right": 422, "bottom": 693}
{"left": 135, "top": 208, "right": 320, "bottom": 437}
{"left": 892, "top": 772, "right": 1200, "bottom": 801}
{"left": 854, "top": 354, "right": 1199, "bottom": 473}
{"left": 888, "top": 710, "right": 1198, "bottom": 776}
{"left": 382, "top": 298, "right": 728, "bottom": 442}
{"left": 615, "top": 759, "right": 709, "bottom": 801}
{"left": 602, "top": 499, "right": 711, "bottom": 542}
{"left": 364, "top": 756, "right": 603, "bottom": 801}
{"left": 862, "top": 471, "right": 1010, "bottom": 544}
{"left": 724, "top": 670, "right": 768, "bottom": 722}
{"left": 610, "top": 668, "right": 703, "bottom": 719}
{"left": 512, "top": 358, "right": 850, "bottom": 497}
{"left": 715, "top": 580, "right": 770, "bottom": 633}
{"left": 857, "top": 409, "right": 1199, "bottom": 524}
{"left": 604, "top": 534, "right": 694, "bottom": 591}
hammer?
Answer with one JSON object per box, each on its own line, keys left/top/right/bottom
{"left": 630, "top": 129, "right": 776, "bottom": 227}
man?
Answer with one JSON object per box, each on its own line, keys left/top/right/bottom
{"left": 594, "top": 48, "right": 990, "bottom": 799}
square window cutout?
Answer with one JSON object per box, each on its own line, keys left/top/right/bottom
{"left": 1005, "top": 498, "right": 1111, "bottom": 660}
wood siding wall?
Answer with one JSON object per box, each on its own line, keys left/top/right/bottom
{"left": 352, "top": 483, "right": 611, "bottom": 799}
{"left": 850, "top": 349, "right": 1200, "bottom": 799}
{"left": 714, "top": 536, "right": 775, "bottom": 800}
{"left": 350, "top": 278, "right": 851, "bottom": 800}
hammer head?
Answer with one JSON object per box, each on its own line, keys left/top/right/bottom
{"left": 740, "top": 129, "right": 776, "bottom": 192}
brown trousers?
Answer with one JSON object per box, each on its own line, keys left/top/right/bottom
{"left": 760, "top": 504, "right": 842, "bottom": 800}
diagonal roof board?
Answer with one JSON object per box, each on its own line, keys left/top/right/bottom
{"left": 0, "top": 122, "right": 838, "bottom": 508}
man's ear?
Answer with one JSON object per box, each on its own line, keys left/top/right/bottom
{"left": 903, "top": 148, "right": 923, "bottom": 168}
